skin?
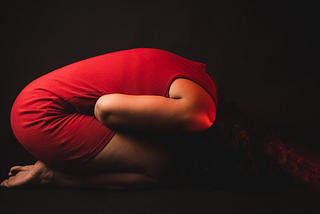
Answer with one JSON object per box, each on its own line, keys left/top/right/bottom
{"left": 1, "top": 78, "right": 216, "bottom": 190}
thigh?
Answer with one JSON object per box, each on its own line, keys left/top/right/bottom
{"left": 81, "top": 130, "right": 177, "bottom": 180}
{"left": 11, "top": 89, "right": 116, "bottom": 171}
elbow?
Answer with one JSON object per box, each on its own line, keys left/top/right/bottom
{"left": 94, "top": 95, "right": 119, "bottom": 129}
{"left": 94, "top": 96, "right": 109, "bottom": 124}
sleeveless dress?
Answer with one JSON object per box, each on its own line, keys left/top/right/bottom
{"left": 10, "top": 48, "right": 217, "bottom": 170}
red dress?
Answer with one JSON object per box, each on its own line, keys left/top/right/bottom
{"left": 11, "top": 48, "right": 217, "bottom": 170}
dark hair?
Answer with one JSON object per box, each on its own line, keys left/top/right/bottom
{"left": 178, "top": 100, "right": 319, "bottom": 193}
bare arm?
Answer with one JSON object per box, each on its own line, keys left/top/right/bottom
{"left": 94, "top": 79, "right": 216, "bottom": 133}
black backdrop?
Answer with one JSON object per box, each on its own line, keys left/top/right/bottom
{"left": 1, "top": 0, "right": 319, "bottom": 170}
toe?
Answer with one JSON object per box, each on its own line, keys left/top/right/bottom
{"left": 0, "top": 180, "right": 8, "bottom": 187}
{"left": 10, "top": 165, "right": 33, "bottom": 175}
{"left": 10, "top": 165, "right": 22, "bottom": 172}
{"left": 9, "top": 166, "right": 22, "bottom": 175}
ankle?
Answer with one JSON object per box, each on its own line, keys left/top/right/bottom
{"left": 38, "top": 165, "right": 56, "bottom": 187}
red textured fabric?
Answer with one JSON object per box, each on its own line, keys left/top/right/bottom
{"left": 10, "top": 48, "right": 217, "bottom": 170}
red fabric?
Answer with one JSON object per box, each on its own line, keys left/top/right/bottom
{"left": 10, "top": 48, "right": 217, "bottom": 170}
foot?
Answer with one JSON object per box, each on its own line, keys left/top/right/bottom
{"left": 0, "top": 161, "right": 55, "bottom": 188}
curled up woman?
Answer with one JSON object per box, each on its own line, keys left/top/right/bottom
{"left": 1, "top": 48, "right": 318, "bottom": 192}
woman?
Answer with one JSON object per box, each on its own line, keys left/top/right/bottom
{"left": 1, "top": 48, "right": 218, "bottom": 189}
{"left": 2, "top": 48, "right": 318, "bottom": 192}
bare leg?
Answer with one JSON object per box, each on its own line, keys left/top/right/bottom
{"left": 1, "top": 160, "right": 157, "bottom": 190}
{"left": 50, "top": 169, "right": 158, "bottom": 190}
{"left": 1, "top": 131, "right": 176, "bottom": 190}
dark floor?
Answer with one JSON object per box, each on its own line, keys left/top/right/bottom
{"left": 1, "top": 123, "right": 320, "bottom": 214}
{"left": 1, "top": 180, "right": 320, "bottom": 214}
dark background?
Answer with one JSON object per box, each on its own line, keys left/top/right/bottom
{"left": 1, "top": 0, "right": 319, "bottom": 168}
{"left": 1, "top": 1, "right": 320, "bottom": 213}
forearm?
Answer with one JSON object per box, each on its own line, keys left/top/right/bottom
{"left": 94, "top": 94, "right": 212, "bottom": 133}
